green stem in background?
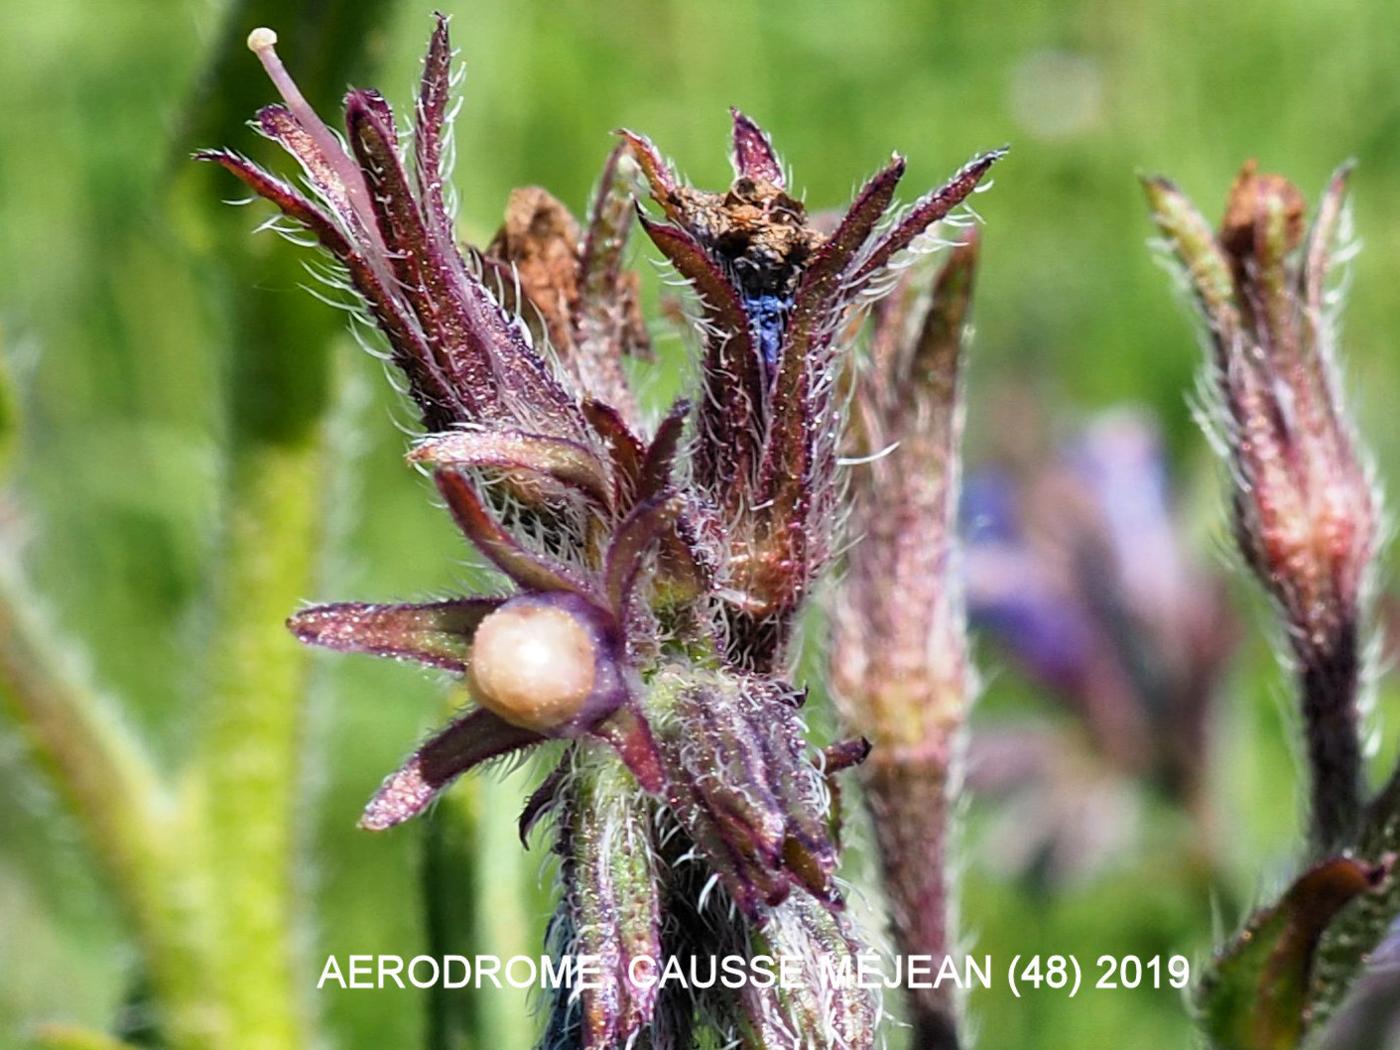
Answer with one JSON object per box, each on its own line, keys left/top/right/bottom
{"left": 420, "top": 704, "right": 542, "bottom": 1050}
{"left": 0, "top": 375, "right": 221, "bottom": 1046}
{"left": 0, "top": 343, "right": 15, "bottom": 477}
{"left": 176, "top": 2, "right": 401, "bottom": 1046}
{"left": 422, "top": 782, "right": 483, "bottom": 1050}
{"left": 196, "top": 444, "right": 324, "bottom": 1048}
{"left": 0, "top": 561, "right": 220, "bottom": 1047}
{"left": 28, "top": 1024, "right": 143, "bottom": 1050}
{"left": 473, "top": 772, "right": 536, "bottom": 1049}
{"left": 421, "top": 772, "right": 536, "bottom": 1050}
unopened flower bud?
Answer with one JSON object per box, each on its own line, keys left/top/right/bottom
{"left": 1145, "top": 161, "right": 1377, "bottom": 850}
{"left": 726, "top": 892, "right": 879, "bottom": 1050}
{"left": 554, "top": 745, "right": 664, "bottom": 1048}
{"left": 831, "top": 233, "right": 978, "bottom": 1044}
{"left": 647, "top": 668, "right": 838, "bottom": 916}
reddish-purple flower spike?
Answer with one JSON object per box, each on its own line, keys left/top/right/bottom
{"left": 622, "top": 114, "right": 1005, "bottom": 670}
{"left": 1144, "top": 162, "right": 1378, "bottom": 851}
{"left": 210, "top": 24, "right": 878, "bottom": 1029}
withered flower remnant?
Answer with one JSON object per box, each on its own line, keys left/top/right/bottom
{"left": 486, "top": 174, "right": 653, "bottom": 423}
{"left": 962, "top": 409, "right": 1235, "bottom": 804}
{"left": 622, "top": 122, "right": 1004, "bottom": 672}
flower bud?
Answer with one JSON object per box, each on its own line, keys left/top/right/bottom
{"left": 725, "top": 893, "right": 879, "bottom": 1050}
{"left": 647, "top": 667, "right": 838, "bottom": 916}
{"left": 1145, "top": 162, "right": 1377, "bottom": 850}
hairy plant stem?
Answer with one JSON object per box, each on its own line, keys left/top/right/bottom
{"left": 861, "top": 743, "right": 961, "bottom": 1050}
{"left": 1297, "top": 622, "right": 1364, "bottom": 856}
{"left": 199, "top": 443, "right": 324, "bottom": 1048}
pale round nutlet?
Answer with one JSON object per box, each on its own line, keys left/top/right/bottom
{"left": 246, "top": 27, "right": 279, "bottom": 53}
{"left": 467, "top": 601, "right": 598, "bottom": 733}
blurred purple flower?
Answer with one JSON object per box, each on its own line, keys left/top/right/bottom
{"left": 963, "top": 409, "right": 1235, "bottom": 794}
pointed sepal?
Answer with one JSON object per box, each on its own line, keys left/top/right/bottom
{"left": 361, "top": 708, "right": 545, "bottom": 830}
{"left": 411, "top": 429, "right": 613, "bottom": 510}
{"left": 287, "top": 598, "right": 502, "bottom": 671}
{"left": 729, "top": 108, "right": 785, "bottom": 187}
{"left": 435, "top": 469, "right": 600, "bottom": 598}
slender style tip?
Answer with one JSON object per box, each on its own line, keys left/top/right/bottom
{"left": 246, "top": 27, "right": 278, "bottom": 53}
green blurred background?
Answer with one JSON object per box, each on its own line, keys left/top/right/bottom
{"left": 3, "top": 0, "right": 1400, "bottom": 1047}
